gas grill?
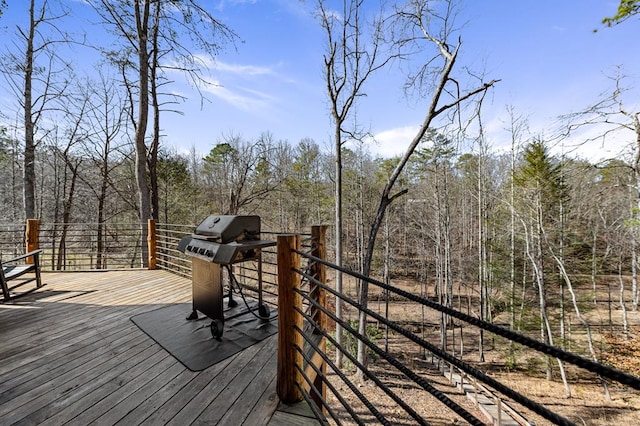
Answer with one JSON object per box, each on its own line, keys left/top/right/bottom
{"left": 177, "top": 215, "right": 275, "bottom": 339}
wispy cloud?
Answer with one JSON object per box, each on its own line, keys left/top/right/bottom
{"left": 214, "top": 0, "right": 259, "bottom": 12}
{"left": 201, "top": 78, "right": 275, "bottom": 112}
{"left": 212, "top": 61, "right": 275, "bottom": 76}
{"left": 180, "top": 54, "right": 283, "bottom": 114}
{"left": 189, "top": 54, "right": 277, "bottom": 77}
{"left": 365, "top": 125, "right": 420, "bottom": 158}
{"left": 216, "top": 0, "right": 311, "bottom": 17}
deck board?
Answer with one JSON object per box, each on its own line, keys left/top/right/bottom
{"left": 164, "top": 337, "right": 273, "bottom": 426}
{"left": 216, "top": 350, "right": 278, "bottom": 426}
{"left": 195, "top": 338, "right": 278, "bottom": 425}
{"left": 240, "top": 377, "right": 280, "bottom": 426}
{"left": 0, "top": 269, "right": 317, "bottom": 426}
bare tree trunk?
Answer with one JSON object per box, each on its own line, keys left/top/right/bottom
{"left": 13, "top": 0, "right": 72, "bottom": 220}
{"left": 96, "top": 136, "right": 110, "bottom": 269}
{"left": 559, "top": 153, "right": 566, "bottom": 350}
{"left": 334, "top": 126, "right": 344, "bottom": 368}
{"left": 97, "top": 190, "right": 106, "bottom": 269}
{"left": 519, "top": 252, "right": 527, "bottom": 330}
{"left": 608, "top": 277, "right": 613, "bottom": 333}
{"left": 521, "top": 216, "right": 571, "bottom": 397}
{"left": 631, "top": 111, "right": 640, "bottom": 311}
{"left": 56, "top": 160, "right": 79, "bottom": 270}
{"left": 592, "top": 230, "right": 599, "bottom": 305}
{"left": 477, "top": 136, "right": 487, "bottom": 362}
{"left": 559, "top": 282, "right": 565, "bottom": 348}
{"left": 23, "top": 0, "right": 37, "bottom": 220}
{"left": 51, "top": 151, "right": 62, "bottom": 268}
{"left": 149, "top": 0, "right": 161, "bottom": 221}
{"left": 318, "top": 0, "right": 389, "bottom": 372}
{"left": 618, "top": 256, "right": 629, "bottom": 336}
{"left": 134, "top": 0, "right": 151, "bottom": 268}
{"left": 430, "top": 163, "right": 444, "bottom": 353}
{"left": 358, "top": 10, "right": 498, "bottom": 372}
{"left": 633, "top": 237, "right": 638, "bottom": 311}
{"left": 383, "top": 213, "right": 390, "bottom": 353}
{"left": 552, "top": 252, "right": 611, "bottom": 400}
{"left": 11, "top": 136, "right": 20, "bottom": 222}
{"left": 421, "top": 261, "right": 428, "bottom": 360}
{"left": 509, "top": 124, "right": 517, "bottom": 358}
{"left": 535, "top": 219, "right": 552, "bottom": 381}
{"left": 443, "top": 165, "right": 453, "bottom": 351}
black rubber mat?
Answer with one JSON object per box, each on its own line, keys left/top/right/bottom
{"left": 131, "top": 298, "right": 278, "bottom": 371}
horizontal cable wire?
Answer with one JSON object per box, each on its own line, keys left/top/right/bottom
{"left": 296, "top": 250, "right": 640, "bottom": 392}
{"left": 292, "top": 335, "right": 391, "bottom": 426}
{"left": 296, "top": 267, "right": 576, "bottom": 426}
{"left": 292, "top": 339, "right": 368, "bottom": 425}
{"left": 295, "top": 303, "right": 431, "bottom": 426}
{"left": 295, "top": 355, "right": 342, "bottom": 425}
{"left": 295, "top": 292, "right": 485, "bottom": 426}
{"left": 292, "top": 323, "right": 394, "bottom": 426}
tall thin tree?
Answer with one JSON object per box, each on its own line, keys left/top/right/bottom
{"left": 318, "top": 0, "right": 390, "bottom": 368}
{"left": 357, "top": 0, "right": 498, "bottom": 372}
{"left": 91, "top": 0, "right": 236, "bottom": 266}
{"left": 0, "top": 0, "right": 72, "bottom": 220}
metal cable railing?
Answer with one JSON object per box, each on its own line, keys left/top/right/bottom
{"left": 289, "top": 247, "right": 484, "bottom": 425}
{"left": 155, "top": 222, "right": 193, "bottom": 277}
{"left": 0, "top": 221, "right": 143, "bottom": 270}
{"left": 301, "top": 251, "right": 640, "bottom": 392}
{"left": 284, "top": 245, "right": 640, "bottom": 426}
{"left": 0, "top": 224, "right": 26, "bottom": 259}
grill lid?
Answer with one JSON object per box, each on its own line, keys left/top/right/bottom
{"left": 193, "top": 215, "right": 260, "bottom": 243}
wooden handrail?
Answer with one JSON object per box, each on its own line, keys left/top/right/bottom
{"left": 276, "top": 234, "right": 303, "bottom": 403}
{"left": 25, "top": 219, "right": 39, "bottom": 264}
{"left": 148, "top": 219, "right": 157, "bottom": 270}
{"left": 275, "top": 228, "right": 328, "bottom": 413}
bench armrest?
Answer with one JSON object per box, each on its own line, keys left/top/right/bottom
{"left": 1, "top": 249, "right": 43, "bottom": 265}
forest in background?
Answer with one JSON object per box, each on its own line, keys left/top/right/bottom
{"left": 2, "top": 116, "right": 639, "bottom": 323}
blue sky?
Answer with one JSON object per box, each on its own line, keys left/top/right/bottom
{"left": 1, "top": 1, "right": 639, "bottom": 161}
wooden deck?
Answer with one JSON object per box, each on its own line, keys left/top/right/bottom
{"left": 0, "top": 270, "right": 321, "bottom": 425}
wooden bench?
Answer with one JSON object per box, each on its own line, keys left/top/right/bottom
{"left": 1, "top": 249, "right": 43, "bottom": 301}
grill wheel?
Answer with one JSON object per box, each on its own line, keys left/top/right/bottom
{"left": 210, "top": 319, "right": 224, "bottom": 340}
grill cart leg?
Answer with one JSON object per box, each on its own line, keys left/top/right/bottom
{"left": 226, "top": 266, "right": 238, "bottom": 308}
{"left": 257, "top": 250, "right": 270, "bottom": 320}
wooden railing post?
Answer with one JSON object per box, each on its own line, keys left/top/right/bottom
{"left": 277, "top": 234, "right": 303, "bottom": 403}
{"left": 310, "top": 225, "right": 328, "bottom": 410}
{"left": 147, "top": 219, "right": 157, "bottom": 270}
{"left": 25, "top": 219, "right": 40, "bottom": 264}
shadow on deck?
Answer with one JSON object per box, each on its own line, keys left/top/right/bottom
{"left": 0, "top": 270, "right": 320, "bottom": 425}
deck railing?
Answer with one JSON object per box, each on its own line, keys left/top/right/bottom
{"left": 277, "top": 234, "right": 640, "bottom": 426}
{"left": 153, "top": 221, "right": 193, "bottom": 276}
{"left": 0, "top": 220, "right": 143, "bottom": 270}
